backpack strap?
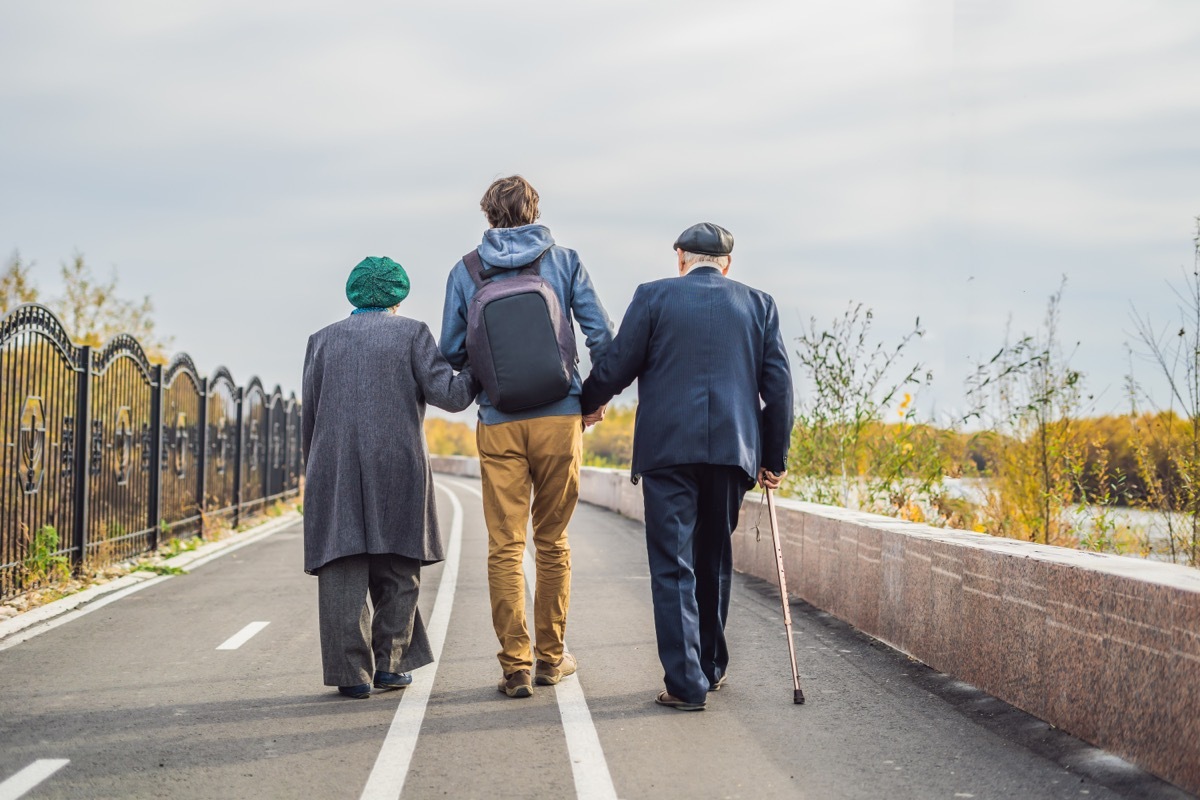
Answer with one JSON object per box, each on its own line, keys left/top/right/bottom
{"left": 463, "top": 250, "right": 490, "bottom": 289}
{"left": 464, "top": 249, "right": 549, "bottom": 287}
{"left": 520, "top": 251, "right": 547, "bottom": 277}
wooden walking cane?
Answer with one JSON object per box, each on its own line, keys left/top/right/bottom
{"left": 766, "top": 487, "right": 805, "bottom": 704}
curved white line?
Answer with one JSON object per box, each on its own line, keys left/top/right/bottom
{"left": 444, "top": 476, "right": 618, "bottom": 800}
{"left": 359, "top": 481, "right": 463, "bottom": 800}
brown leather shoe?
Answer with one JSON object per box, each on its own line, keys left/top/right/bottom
{"left": 655, "top": 690, "right": 706, "bottom": 711}
{"left": 498, "top": 669, "right": 533, "bottom": 698}
{"left": 534, "top": 652, "right": 577, "bottom": 686}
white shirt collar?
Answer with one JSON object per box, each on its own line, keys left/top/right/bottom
{"left": 682, "top": 260, "right": 724, "bottom": 276}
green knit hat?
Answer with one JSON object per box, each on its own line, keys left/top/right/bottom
{"left": 346, "top": 256, "right": 410, "bottom": 308}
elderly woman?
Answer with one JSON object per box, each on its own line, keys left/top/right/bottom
{"left": 302, "top": 256, "right": 477, "bottom": 699}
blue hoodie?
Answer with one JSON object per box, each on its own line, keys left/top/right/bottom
{"left": 439, "top": 224, "right": 615, "bottom": 425}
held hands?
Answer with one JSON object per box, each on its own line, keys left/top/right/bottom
{"left": 582, "top": 405, "right": 607, "bottom": 430}
{"left": 757, "top": 468, "right": 786, "bottom": 490}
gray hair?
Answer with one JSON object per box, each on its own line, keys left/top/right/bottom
{"left": 680, "top": 250, "right": 731, "bottom": 270}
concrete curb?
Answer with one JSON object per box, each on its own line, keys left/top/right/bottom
{"left": 0, "top": 512, "right": 301, "bottom": 645}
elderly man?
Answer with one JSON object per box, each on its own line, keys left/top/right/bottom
{"left": 581, "top": 223, "right": 793, "bottom": 711}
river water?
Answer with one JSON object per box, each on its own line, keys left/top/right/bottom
{"left": 939, "top": 478, "right": 1195, "bottom": 563}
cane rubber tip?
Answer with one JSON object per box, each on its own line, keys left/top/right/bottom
{"left": 794, "top": 689, "right": 806, "bottom": 705}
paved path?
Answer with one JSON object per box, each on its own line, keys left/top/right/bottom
{"left": 0, "top": 477, "right": 1188, "bottom": 800}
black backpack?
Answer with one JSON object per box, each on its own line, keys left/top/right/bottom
{"left": 463, "top": 249, "right": 578, "bottom": 413}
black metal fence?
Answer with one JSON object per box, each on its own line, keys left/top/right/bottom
{"left": 0, "top": 303, "right": 302, "bottom": 600}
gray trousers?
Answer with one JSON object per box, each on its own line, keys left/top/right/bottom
{"left": 317, "top": 553, "right": 434, "bottom": 686}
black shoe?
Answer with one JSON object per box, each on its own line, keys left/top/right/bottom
{"left": 338, "top": 684, "right": 371, "bottom": 699}
{"left": 373, "top": 671, "right": 413, "bottom": 690}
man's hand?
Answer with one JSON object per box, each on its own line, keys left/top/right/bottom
{"left": 582, "top": 405, "right": 607, "bottom": 430}
{"left": 757, "top": 468, "right": 786, "bottom": 490}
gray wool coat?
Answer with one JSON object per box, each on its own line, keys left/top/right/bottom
{"left": 301, "top": 313, "right": 477, "bottom": 574}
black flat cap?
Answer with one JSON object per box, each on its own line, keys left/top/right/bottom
{"left": 673, "top": 222, "right": 734, "bottom": 256}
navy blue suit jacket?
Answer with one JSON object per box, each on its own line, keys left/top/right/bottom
{"left": 581, "top": 267, "right": 793, "bottom": 481}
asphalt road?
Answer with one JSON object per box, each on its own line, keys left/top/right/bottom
{"left": 0, "top": 476, "right": 1188, "bottom": 800}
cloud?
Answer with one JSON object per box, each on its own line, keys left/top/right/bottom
{"left": 2, "top": 0, "right": 1199, "bottom": 419}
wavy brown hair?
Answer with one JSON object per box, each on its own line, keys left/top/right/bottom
{"left": 480, "top": 175, "right": 540, "bottom": 229}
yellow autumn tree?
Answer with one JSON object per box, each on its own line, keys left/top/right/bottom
{"left": 424, "top": 417, "right": 478, "bottom": 456}
{"left": 1, "top": 250, "right": 171, "bottom": 361}
{"left": 583, "top": 404, "right": 636, "bottom": 468}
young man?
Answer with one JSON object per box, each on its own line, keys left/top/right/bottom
{"left": 439, "top": 176, "right": 614, "bottom": 697}
{"left": 581, "top": 222, "right": 794, "bottom": 711}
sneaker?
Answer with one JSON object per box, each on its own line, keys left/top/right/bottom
{"left": 373, "top": 671, "right": 413, "bottom": 691}
{"left": 535, "top": 652, "right": 578, "bottom": 686}
{"left": 498, "top": 669, "right": 533, "bottom": 698}
{"left": 338, "top": 684, "right": 371, "bottom": 699}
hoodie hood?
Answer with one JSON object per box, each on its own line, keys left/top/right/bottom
{"left": 478, "top": 224, "right": 555, "bottom": 269}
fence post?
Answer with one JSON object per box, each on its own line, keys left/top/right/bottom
{"left": 232, "top": 386, "right": 244, "bottom": 528}
{"left": 262, "top": 404, "right": 271, "bottom": 505}
{"left": 70, "top": 346, "right": 92, "bottom": 571}
{"left": 296, "top": 406, "right": 304, "bottom": 494}
{"left": 148, "top": 364, "right": 163, "bottom": 551}
{"left": 197, "top": 377, "right": 209, "bottom": 538}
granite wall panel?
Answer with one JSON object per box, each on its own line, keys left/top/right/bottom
{"left": 1044, "top": 564, "right": 1113, "bottom": 746}
{"left": 799, "top": 511, "right": 823, "bottom": 603}
{"left": 957, "top": 548, "right": 1006, "bottom": 699}
{"left": 877, "top": 532, "right": 907, "bottom": 650}
{"left": 997, "top": 556, "right": 1048, "bottom": 717}
{"left": 1167, "top": 589, "right": 1200, "bottom": 791}
{"left": 926, "top": 541, "right": 965, "bottom": 676}
{"left": 816, "top": 517, "right": 842, "bottom": 616}
{"left": 897, "top": 535, "right": 933, "bottom": 658}
{"left": 849, "top": 527, "right": 882, "bottom": 634}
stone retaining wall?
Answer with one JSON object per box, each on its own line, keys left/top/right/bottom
{"left": 430, "top": 456, "right": 1200, "bottom": 794}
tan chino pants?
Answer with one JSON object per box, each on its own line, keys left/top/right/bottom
{"left": 477, "top": 414, "right": 582, "bottom": 675}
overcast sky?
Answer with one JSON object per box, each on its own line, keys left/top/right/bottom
{"left": 3, "top": 0, "right": 1199, "bottom": 421}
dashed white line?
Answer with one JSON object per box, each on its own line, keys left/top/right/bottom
{"left": 454, "top": 477, "right": 619, "bottom": 800}
{"left": 216, "top": 621, "right": 270, "bottom": 650}
{"left": 0, "top": 759, "right": 70, "bottom": 800}
{"left": 359, "top": 482, "right": 464, "bottom": 800}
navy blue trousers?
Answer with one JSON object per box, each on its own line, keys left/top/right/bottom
{"left": 640, "top": 464, "right": 750, "bottom": 705}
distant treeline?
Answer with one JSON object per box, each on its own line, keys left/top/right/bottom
{"left": 798, "top": 412, "right": 1195, "bottom": 509}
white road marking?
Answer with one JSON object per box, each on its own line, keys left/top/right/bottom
{"left": 359, "top": 482, "right": 463, "bottom": 800}
{"left": 0, "top": 759, "right": 70, "bottom": 800}
{"left": 454, "top": 477, "right": 619, "bottom": 800}
{"left": 555, "top": 676, "right": 618, "bottom": 800}
{"left": 216, "top": 621, "right": 270, "bottom": 650}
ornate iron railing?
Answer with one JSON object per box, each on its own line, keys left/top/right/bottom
{"left": 0, "top": 303, "right": 301, "bottom": 599}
